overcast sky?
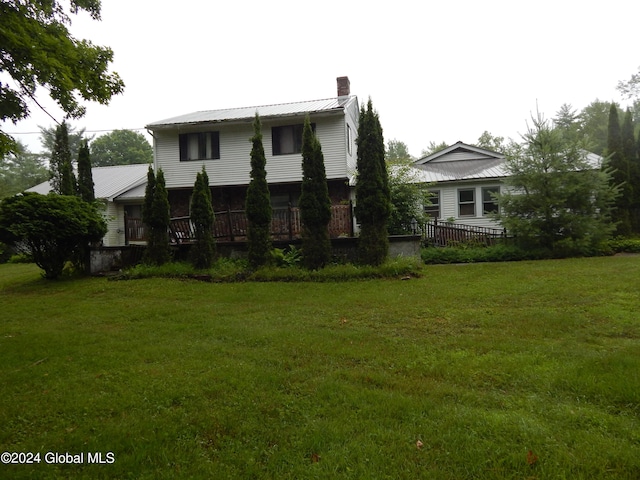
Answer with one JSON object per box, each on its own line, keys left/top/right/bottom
{"left": 5, "top": 0, "right": 640, "bottom": 158}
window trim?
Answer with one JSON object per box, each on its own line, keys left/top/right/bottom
{"left": 482, "top": 186, "right": 500, "bottom": 216}
{"left": 458, "top": 188, "right": 476, "bottom": 217}
{"left": 424, "top": 190, "right": 440, "bottom": 219}
{"left": 271, "top": 123, "right": 315, "bottom": 156}
{"left": 179, "top": 131, "right": 220, "bottom": 161}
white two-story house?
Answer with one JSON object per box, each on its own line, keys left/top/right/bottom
{"left": 145, "top": 77, "right": 359, "bottom": 240}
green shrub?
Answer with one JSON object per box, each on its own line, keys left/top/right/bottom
{"left": 116, "top": 256, "right": 422, "bottom": 282}
{"left": 271, "top": 245, "right": 302, "bottom": 268}
{"left": 421, "top": 244, "right": 545, "bottom": 264}
{"left": 605, "top": 237, "right": 640, "bottom": 253}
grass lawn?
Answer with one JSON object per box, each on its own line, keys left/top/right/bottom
{"left": 1, "top": 257, "right": 639, "bottom": 479}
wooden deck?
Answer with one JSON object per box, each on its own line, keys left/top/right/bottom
{"left": 125, "top": 204, "right": 354, "bottom": 244}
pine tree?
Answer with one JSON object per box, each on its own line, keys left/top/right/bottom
{"left": 143, "top": 167, "right": 170, "bottom": 265}
{"left": 76, "top": 140, "right": 95, "bottom": 203}
{"left": 354, "top": 99, "right": 391, "bottom": 266}
{"left": 50, "top": 122, "right": 76, "bottom": 195}
{"left": 190, "top": 166, "right": 216, "bottom": 269}
{"left": 245, "top": 113, "right": 272, "bottom": 268}
{"left": 299, "top": 115, "right": 331, "bottom": 269}
{"left": 607, "top": 104, "right": 632, "bottom": 235}
{"left": 497, "top": 113, "right": 617, "bottom": 254}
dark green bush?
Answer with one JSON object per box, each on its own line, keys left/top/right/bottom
{"left": 605, "top": 237, "right": 640, "bottom": 254}
{"left": 421, "top": 244, "right": 546, "bottom": 264}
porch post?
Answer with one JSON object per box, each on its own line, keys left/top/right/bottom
{"left": 349, "top": 200, "right": 354, "bottom": 237}
{"left": 124, "top": 211, "right": 129, "bottom": 246}
{"left": 227, "top": 205, "right": 234, "bottom": 242}
{"left": 288, "top": 202, "right": 293, "bottom": 240}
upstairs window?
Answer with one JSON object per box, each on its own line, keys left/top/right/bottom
{"left": 179, "top": 132, "right": 220, "bottom": 161}
{"left": 458, "top": 188, "right": 475, "bottom": 217}
{"left": 272, "top": 123, "right": 314, "bottom": 155}
{"left": 482, "top": 187, "right": 500, "bottom": 215}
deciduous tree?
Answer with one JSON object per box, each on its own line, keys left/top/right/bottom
{"left": 299, "top": 115, "right": 331, "bottom": 269}
{"left": 387, "top": 158, "right": 431, "bottom": 235}
{"left": 90, "top": 130, "right": 153, "bottom": 166}
{"left": 0, "top": 0, "right": 124, "bottom": 156}
{"left": 0, "top": 141, "right": 48, "bottom": 198}
{"left": 245, "top": 113, "right": 271, "bottom": 268}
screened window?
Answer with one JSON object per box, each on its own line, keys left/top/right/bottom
{"left": 482, "top": 187, "right": 499, "bottom": 215}
{"left": 424, "top": 190, "right": 440, "bottom": 219}
{"left": 458, "top": 188, "right": 475, "bottom": 217}
{"left": 346, "top": 124, "right": 352, "bottom": 155}
{"left": 179, "top": 132, "right": 220, "bottom": 161}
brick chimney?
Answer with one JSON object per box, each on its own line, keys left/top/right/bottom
{"left": 337, "top": 76, "right": 350, "bottom": 97}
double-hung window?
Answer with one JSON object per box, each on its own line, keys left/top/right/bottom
{"left": 272, "top": 123, "right": 315, "bottom": 155}
{"left": 458, "top": 188, "right": 475, "bottom": 217}
{"left": 424, "top": 190, "right": 440, "bottom": 219}
{"left": 482, "top": 187, "right": 500, "bottom": 215}
{"left": 179, "top": 132, "right": 220, "bottom": 161}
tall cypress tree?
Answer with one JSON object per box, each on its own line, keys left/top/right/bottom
{"left": 300, "top": 114, "right": 331, "bottom": 269}
{"left": 607, "top": 104, "right": 631, "bottom": 235}
{"left": 355, "top": 99, "right": 391, "bottom": 266}
{"left": 245, "top": 113, "right": 271, "bottom": 268}
{"left": 143, "top": 167, "right": 170, "bottom": 265}
{"left": 142, "top": 165, "right": 156, "bottom": 228}
{"left": 77, "top": 140, "right": 95, "bottom": 203}
{"left": 50, "top": 121, "right": 76, "bottom": 195}
{"left": 190, "top": 166, "right": 216, "bottom": 269}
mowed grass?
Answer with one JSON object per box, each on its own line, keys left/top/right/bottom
{"left": 1, "top": 257, "right": 639, "bottom": 479}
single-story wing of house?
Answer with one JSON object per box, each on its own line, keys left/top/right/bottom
{"left": 412, "top": 141, "right": 603, "bottom": 230}
{"left": 27, "top": 163, "right": 149, "bottom": 246}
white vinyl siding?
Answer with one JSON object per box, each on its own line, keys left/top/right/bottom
{"left": 435, "top": 183, "right": 502, "bottom": 229}
{"left": 154, "top": 115, "right": 350, "bottom": 189}
{"left": 101, "top": 202, "right": 124, "bottom": 246}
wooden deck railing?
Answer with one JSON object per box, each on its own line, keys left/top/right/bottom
{"left": 125, "top": 204, "right": 354, "bottom": 244}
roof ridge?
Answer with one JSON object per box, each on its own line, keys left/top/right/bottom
{"left": 185, "top": 96, "right": 353, "bottom": 116}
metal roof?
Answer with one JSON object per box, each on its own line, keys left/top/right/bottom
{"left": 412, "top": 158, "right": 507, "bottom": 183}
{"left": 412, "top": 141, "right": 507, "bottom": 183}
{"left": 27, "top": 163, "right": 149, "bottom": 201}
{"left": 412, "top": 146, "right": 604, "bottom": 184}
{"left": 146, "top": 96, "right": 357, "bottom": 129}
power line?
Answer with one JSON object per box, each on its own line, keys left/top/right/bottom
{"left": 5, "top": 127, "right": 148, "bottom": 135}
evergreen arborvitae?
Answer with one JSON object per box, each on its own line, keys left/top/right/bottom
{"left": 622, "top": 109, "right": 640, "bottom": 232}
{"left": 143, "top": 167, "right": 171, "bottom": 265}
{"left": 245, "top": 113, "right": 271, "bottom": 268}
{"left": 299, "top": 114, "right": 331, "bottom": 269}
{"left": 354, "top": 99, "right": 391, "bottom": 266}
{"left": 142, "top": 165, "right": 156, "bottom": 227}
{"left": 190, "top": 166, "right": 216, "bottom": 269}
{"left": 50, "top": 122, "right": 76, "bottom": 195}
{"left": 634, "top": 132, "right": 640, "bottom": 231}
{"left": 77, "top": 140, "right": 95, "bottom": 203}
{"left": 607, "top": 104, "right": 631, "bottom": 235}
